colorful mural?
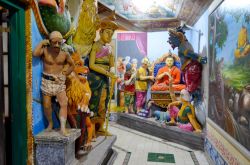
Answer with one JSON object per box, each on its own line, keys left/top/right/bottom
{"left": 99, "top": 0, "right": 180, "bottom": 20}
{"left": 208, "top": 0, "right": 250, "bottom": 151}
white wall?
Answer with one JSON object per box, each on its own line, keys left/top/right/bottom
{"left": 147, "top": 31, "right": 178, "bottom": 62}
{"left": 188, "top": 10, "right": 210, "bottom": 115}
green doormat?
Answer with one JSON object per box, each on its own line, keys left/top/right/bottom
{"left": 147, "top": 152, "right": 175, "bottom": 163}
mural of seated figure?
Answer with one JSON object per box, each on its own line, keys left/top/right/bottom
{"left": 151, "top": 55, "right": 186, "bottom": 91}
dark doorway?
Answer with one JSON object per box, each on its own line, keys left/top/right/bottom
{"left": 0, "top": 1, "right": 27, "bottom": 164}
{"left": 0, "top": 6, "right": 10, "bottom": 165}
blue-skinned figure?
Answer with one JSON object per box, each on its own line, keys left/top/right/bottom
{"left": 168, "top": 26, "right": 207, "bottom": 103}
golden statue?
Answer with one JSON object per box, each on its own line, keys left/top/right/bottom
{"left": 66, "top": 52, "right": 93, "bottom": 155}
{"left": 73, "top": 0, "right": 100, "bottom": 57}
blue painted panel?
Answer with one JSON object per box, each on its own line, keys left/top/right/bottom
{"left": 205, "top": 138, "right": 227, "bottom": 165}
{"left": 31, "top": 11, "right": 45, "bottom": 135}
{"left": 32, "top": 101, "right": 46, "bottom": 135}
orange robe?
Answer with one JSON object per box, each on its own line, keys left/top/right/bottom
{"left": 151, "top": 66, "right": 186, "bottom": 91}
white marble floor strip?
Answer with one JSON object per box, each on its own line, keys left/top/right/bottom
{"left": 109, "top": 123, "right": 211, "bottom": 165}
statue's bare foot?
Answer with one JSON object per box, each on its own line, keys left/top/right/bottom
{"left": 194, "top": 129, "right": 202, "bottom": 133}
{"left": 84, "top": 143, "right": 92, "bottom": 151}
{"left": 92, "top": 137, "right": 96, "bottom": 142}
{"left": 77, "top": 149, "right": 88, "bottom": 158}
{"left": 96, "top": 126, "right": 112, "bottom": 136}
{"left": 60, "top": 128, "right": 69, "bottom": 136}
{"left": 45, "top": 123, "right": 53, "bottom": 132}
{"left": 166, "top": 121, "right": 177, "bottom": 126}
{"left": 97, "top": 130, "right": 112, "bottom": 136}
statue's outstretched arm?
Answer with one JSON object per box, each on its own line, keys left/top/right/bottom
{"left": 183, "top": 50, "right": 207, "bottom": 64}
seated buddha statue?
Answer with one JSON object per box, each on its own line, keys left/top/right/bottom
{"left": 151, "top": 55, "right": 186, "bottom": 91}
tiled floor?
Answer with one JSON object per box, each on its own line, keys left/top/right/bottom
{"left": 109, "top": 122, "right": 211, "bottom": 165}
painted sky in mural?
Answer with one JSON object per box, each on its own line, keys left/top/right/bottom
{"left": 99, "top": 0, "right": 181, "bottom": 20}
{"left": 208, "top": 0, "right": 250, "bottom": 151}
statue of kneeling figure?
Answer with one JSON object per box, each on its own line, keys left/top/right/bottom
{"left": 167, "top": 89, "right": 202, "bottom": 133}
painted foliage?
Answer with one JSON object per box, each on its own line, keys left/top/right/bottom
{"left": 208, "top": 0, "right": 250, "bottom": 151}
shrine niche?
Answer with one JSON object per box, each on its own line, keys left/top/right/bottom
{"left": 30, "top": 0, "right": 117, "bottom": 164}
{"left": 5, "top": 0, "right": 250, "bottom": 165}
{"left": 150, "top": 52, "right": 183, "bottom": 108}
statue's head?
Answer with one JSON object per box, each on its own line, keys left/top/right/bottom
{"left": 168, "top": 26, "right": 186, "bottom": 50}
{"left": 117, "top": 57, "right": 125, "bottom": 72}
{"left": 99, "top": 11, "right": 118, "bottom": 44}
{"left": 165, "top": 55, "right": 174, "bottom": 68}
{"left": 141, "top": 57, "right": 150, "bottom": 69}
{"left": 131, "top": 58, "right": 138, "bottom": 70}
{"left": 126, "top": 63, "right": 132, "bottom": 72}
{"left": 49, "top": 31, "right": 64, "bottom": 53}
{"left": 71, "top": 52, "right": 89, "bottom": 83}
{"left": 180, "top": 89, "right": 191, "bottom": 102}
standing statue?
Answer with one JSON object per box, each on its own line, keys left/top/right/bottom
{"left": 168, "top": 26, "right": 207, "bottom": 100}
{"left": 88, "top": 13, "right": 118, "bottom": 135}
{"left": 33, "top": 31, "right": 75, "bottom": 135}
{"left": 135, "top": 58, "right": 154, "bottom": 114}
{"left": 124, "top": 63, "right": 136, "bottom": 113}
{"left": 116, "top": 57, "right": 125, "bottom": 107}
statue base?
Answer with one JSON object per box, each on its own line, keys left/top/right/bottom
{"left": 117, "top": 113, "right": 205, "bottom": 150}
{"left": 151, "top": 90, "right": 181, "bottom": 108}
{"left": 79, "top": 135, "right": 117, "bottom": 164}
{"left": 35, "top": 129, "right": 81, "bottom": 165}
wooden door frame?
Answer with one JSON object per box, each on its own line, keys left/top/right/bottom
{"left": 0, "top": 1, "right": 27, "bottom": 165}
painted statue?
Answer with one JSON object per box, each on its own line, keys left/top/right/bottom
{"left": 124, "top": 63, "right": 136, "bottom": 113}
{"left": 131, "top": 58, "right": 138, "bottom": 72}
{"left": 33, "top": 31, "right": 75, "bottom": 135}
{"left": 38, "top": 0, "right": 71, "bottom": 36}
{"left": 88, "top": 13, "right": 118, "bottom": 135}
{"left": 116, "top": 57, "right": 125, "bottom": 107}
{"left": 167, "top": 89, "right": 202, "bottom": 132}
{"left": 73, "top": 0, "right": 100, "bottom": 57}
{"left": 151, "top": 55, "right": 186, "bottom": 91}
{"left": 66, "top": 52, "right": 93, "bottom": 155}
{"left": 168, "top": 26, "right": 207, "bottom": 100}
{"left": 135, "top": 57, "right": 154, "bottom": 114}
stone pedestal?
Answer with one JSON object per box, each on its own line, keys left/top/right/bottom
{"left": 117, "top": 113, "right": 205, "bottom": 150}
{"left": 109, "top": 112, "right": 119, "bottom": 122}
{"left": 79, "top": 135, "right": 117, "bottom": 164}
{"left": 35, "top": 129, "right": 81, "bottom": 165}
